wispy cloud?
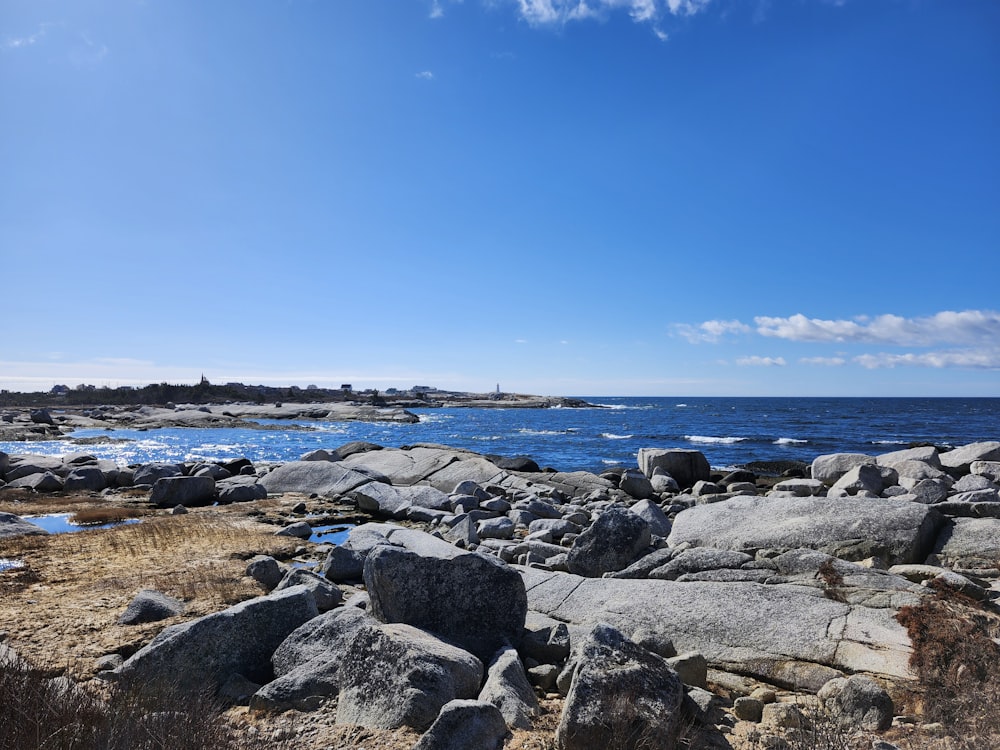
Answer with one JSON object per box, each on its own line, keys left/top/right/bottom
{"left": 854, "top": 349, "right": 1000, "bottom": 370}
{"left": 415, "top": 70, "right": 435, "bottom": 80}
{"left": 736, "top": 356, "right": 786, "bottom": 367}
{"left": 430, "top": 0, "right": 445, "bottom": 18}
{"left": 514, "top": 0, "right": 711, "bottom": 27}
{"left": 674, "top": 319, "right": 751, "bottom": 343}
{"left": 799, "top": 356, "right": 847, "bottom": 367}
{"left": 2, "top": 23, "right": 50, "bottom": 51}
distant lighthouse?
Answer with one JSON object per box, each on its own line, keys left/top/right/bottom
{"left": 496, "top": 383, "right": 500, "bottom": 394}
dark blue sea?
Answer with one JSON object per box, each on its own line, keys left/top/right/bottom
{"left": 3, "top": 398, "right": 998, "bottom": 475}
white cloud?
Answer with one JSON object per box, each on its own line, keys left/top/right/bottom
{"left": 736, "top": 356, "right": 786, "bottom": 367}
{"left": 415, "top": 70, "right": 435, "bottom": 80}
{"left": 854, "top": 349, "right": 1000, "bottom": 370}
{"left": 2, "top": 23, "right": 50, "bottom": 51}
{"left": 430, "top": 1, "right": 445, "bottom": 18}
{"left": 674, "top": 319, "right": 751, "bottom": 343}
{"left": 515, "top": 338, "right": 528, "bottom": 344}
{"left": 513, "top": 0, "right": 711, "bottom": 26}
{"left": 754, "top": 310, "right": 1000, "bottom": 347}
{"left": 799, "top": 356, "right": 846, "bottom": 366}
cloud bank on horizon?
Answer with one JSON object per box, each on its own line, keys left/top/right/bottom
{"left": 676, "top": 310, "right": 1000, "bottom": 370}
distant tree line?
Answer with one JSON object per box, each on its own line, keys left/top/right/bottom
{"left": 0, "top": 382, "right": 364, "bottom": 408}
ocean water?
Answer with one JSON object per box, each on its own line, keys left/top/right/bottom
{"left": 2, "top": 397, "right": 997, "bottom": 475}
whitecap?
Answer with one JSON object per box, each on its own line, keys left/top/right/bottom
{"left": 684, "top": 435, "right": 747, "bottom": 444}
{"left": 600, "top": 433, "right": 634, "bottom": 440}
{"left": 517, "top": 429, "right": 564, "bottom": 436}
{"left": 773, "top": 438, "right": 808, "bottom": 445}
{"left": 871, "top": 439, "right": 908, "bottom": 446}
{"left": 675, "top": 403, "right": 688, "bottom": 408}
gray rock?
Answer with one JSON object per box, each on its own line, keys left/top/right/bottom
{"left": 0, "top": 512, "right": 49, "bottom": 539}
{"left": 5, "top": 455, "right": 66, "bottom": 481}
{"left": 637, "top": 448, "right": 710, "bottom": 488}
{"left": 555, "top": 623, "right": 684, "bottom": 750}
{"left": 940, "top": 441, "right": 1000, "bottom": 474}
{"left": 877, "top": 446, "right": 941, "bottom": 469}
{"left": 216, "top": 475, "right": 268, "bottom": 503}
{"left": 150, "top": 475, "right": 216, "bottom": 507}
{"left": 762, "top": 702, "right": 804, "bottom": 728}
{"left": 526, "top": 518, "right": 581, "bottom": 539}
{"left": 648, "top": 548, "right": 753, "bottom": 581}
{"left": 567, "top": 506, "right": 651, "bottom": 577}
{"left": 818, "top": 675, "right": 893, "bottom": 731}
{"left": 931, "top": 517, "right": 1000, "bottom": 570}
{"left": 771, "top": 478, "right": 824, "bottom": 496}
{"left": 952, "top": 474, "right": 1000, "bottom": 494}
{"left": 412, "top": 699, "right": 511, "bottom": 750}
{"left": 478, "top": 646, "right": 540, "bottom": 729}
{"left": 607, "top": 547, "right": 675, "bottom": 579}
{"left": 908, "top": 478, "right": 951, "bottom": 504}
{"left": 629, "top": 498, "right": 672, "bottom": 537}
{"left": 115, "top": 585, "right": 319, "bottom": 691}
{"left": 668, "top": 494, "right": 944, "bottom": 565}
{"left": 477, "top": 516, "right": 515, "bottom": 540}
{"left": 8, "top": 471, "right": 63, "bottom": 492}
{"left": 218, "top": 673, "right": 261, "bottom": 706}
{"left": 274, "top": 568, "right": 342, "bottom": 612}
{"left": 444, "top": 515, "right": 481, "bottom": 547}
{"left": 300, "top": 449, "right": 335, "bottom": 462}
{"left": 259, "top": 460, "right": 376, "bottom": 498}
{"left": 811, "top": 453, "right": 876, "bottom": 485}
{"left": 63, "top": 466, "right": 107, "bottom": 492}
{"left": 665, "top": 650, "right": 707, "bottom": 689}
{"left": 350, "top": 482, "right": 452, "bottom": 518}
{"left": 250, "top": 607, "right": 371, "bottom": 712}
{"left": 117, "top": 589, "right": 185, "bottom": 625}
{"left": 619, "top": 468, "right": 655, "bottom": 500}
{"left": 335, "top": 621, "right": 483, "bottom": 731}
{"left": 246, "top": 556, "right": 284, "bottom": 590}
{"left": 133, "top": 462, "right": 183, "bottom": 486}
{"left": 971, "top": 460, "right": 1000, "bottom": 481}
{"left": 319, "top": 545, "right": 365, "bottom": 582}
{"left": 364, "top": 543, "right": 527, "bottom": 662}
{"left": 274, "top": 521, "right": 313, "bottom": 540}
{"left": 520, "top": 567, "right": 918, "bottom": 689}
{"left": 192, "top": 463, "right": 232, "bottom": 480}
{"left": 30, "top": 408, "right": 54, "bottom": 425}
{"left": 831, "top": 464, "right": 887, "bottom": 496}
{"left": 733, "top": 696, "right": 764, "bottom": 722}
{"left": 521, "top": 612, "right": 571, "bottom": 664}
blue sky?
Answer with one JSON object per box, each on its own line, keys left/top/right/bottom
{"left": 2, "top": 0, "right": 998, "bottom": 397}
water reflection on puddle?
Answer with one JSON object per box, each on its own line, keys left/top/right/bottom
{"left": 0, "top": 558, "right": 25, "bottom": 572}
{"left": 308, "top": 524, "right": 353, "bottom": 545}
{"left": 24, "top": 513, "right": 141, "bottom": 535}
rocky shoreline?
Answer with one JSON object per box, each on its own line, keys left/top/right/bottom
{"left": 0, "top": 396, "right": 595, "bottom": 443}
{"left": 2, "top": 438, "right": 1000, "bottom": 749}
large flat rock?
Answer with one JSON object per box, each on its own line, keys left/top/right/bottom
{"left": 667, "top": 495, "right": 944, "bottom": 565}
{"left": 259, "top": 461, "right": 377, "bottom": 498}
{"left": 520, "top": 568, "right": 918, "bottom": 690}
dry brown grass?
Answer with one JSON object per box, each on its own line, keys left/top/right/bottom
{"left": 69, "top": 507, "right": 147, "bottom": 525}
{"left": 0, "top": 512, "right": 298, "bottom": 677}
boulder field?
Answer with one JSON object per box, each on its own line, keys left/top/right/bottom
{"left": 2, "top": 439, "right": 1000, "bottom": 748}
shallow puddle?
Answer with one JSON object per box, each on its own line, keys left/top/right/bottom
{"left": 0, "top": 558, "right": 25, "bottom": 572}
{"left": 308, "top": 524, "right": 353, "bottom": 545}
{"left": 23, "top": 513, "right": 141, "bottom": 535}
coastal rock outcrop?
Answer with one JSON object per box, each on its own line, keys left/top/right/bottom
{"left": 115, "top": 585, "right": 318, "bottom": 690}
{"left": 667, "top": 494, "right": 944, "bottom": 565}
